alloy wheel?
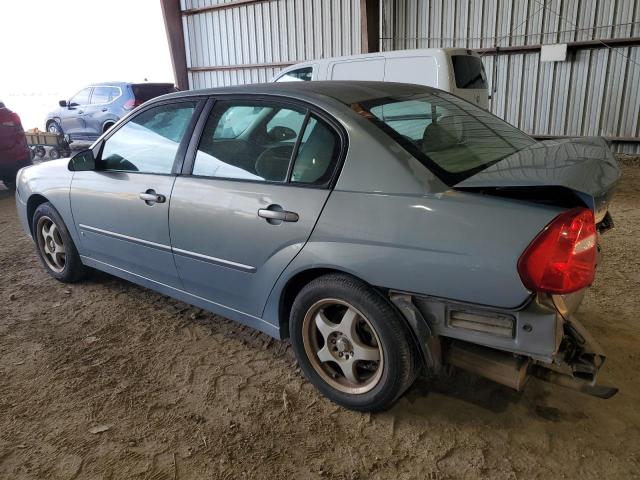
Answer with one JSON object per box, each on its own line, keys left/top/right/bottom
{"left": 36, "top": 216, "right": 66, "bottom": 273}
{"left": 301, "top": 298, "right": 384, "bottom": 394}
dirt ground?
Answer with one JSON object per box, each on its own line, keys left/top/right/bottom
{"left": 1, "top": 161, "right": 639, "bottom": 480}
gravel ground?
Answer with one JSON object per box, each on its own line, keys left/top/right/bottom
{"left": 0, "top": 161, "right": 639, "bottom": 479}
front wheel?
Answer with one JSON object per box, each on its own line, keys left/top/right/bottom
{"left": 290, "top": 274, "right": 420, "bottom": 412}
{"left": 32, "top": 202, "right": 87, "bottom": 282}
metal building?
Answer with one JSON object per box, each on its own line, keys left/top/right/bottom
{"left": 161, "top": 0, "right": 640, "bottom": 152}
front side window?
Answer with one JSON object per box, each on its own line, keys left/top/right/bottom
{"left": 353, "top": 91, "right": 535, "bottom": 184}
{"left": 70, "top": 88, "right": 91, "bottom": 106}
{"left": 193, "top": 101, "right": 339, "bottom": 185}
{"left": 275, "top": 67, "right": 313, "bottom": 82}
{"left": 100, "top": 102, "right": 195, "bottom": 174}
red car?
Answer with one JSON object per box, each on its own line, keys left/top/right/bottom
{"left": 0, "top": 101, "right": 32, "bottom": 190}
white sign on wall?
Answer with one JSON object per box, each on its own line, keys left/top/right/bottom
{"left": 540, "top": 44, "right": 568, "bottom": 62}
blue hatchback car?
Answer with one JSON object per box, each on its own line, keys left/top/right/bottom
{"left": 45, "top": 82, "right": 177, "bottom": 141}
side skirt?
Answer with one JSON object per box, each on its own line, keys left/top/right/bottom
{"left": 81, "top": 256, "right": 282, "bottom": 339}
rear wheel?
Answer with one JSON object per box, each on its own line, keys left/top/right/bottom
{"left": 49, "top": 147, "right": 60, "bottom": 160}
{"left": 290, "top": 274, "right": 420, "bottom": 412}
{"left": 32, "top": 202, "right": 87, "bottom": 282}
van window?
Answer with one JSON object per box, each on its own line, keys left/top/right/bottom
{"left": 276, "top": 67, "right": 313, "bottom": 82}
{"left": 451, "top": 56, "right": 487, "bottom": 89}
{"left": 330, "top": 58, "right": 385, "bottom": 81}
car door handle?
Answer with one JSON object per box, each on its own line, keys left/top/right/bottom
{"left": 139, "top": 190, "right": 166, "bottom": 205}
{"left": 101, "top": 108, "right": 108, "bottom": 112}
{"left": 258, "top": 208, "right": 299, "bottom": 223}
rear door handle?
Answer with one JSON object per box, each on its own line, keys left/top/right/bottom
{"left": 258, "top": 208, "right": 299, "bottom": 223}
{"left": 139, "top": 189, "right": 166, "bottom": 205}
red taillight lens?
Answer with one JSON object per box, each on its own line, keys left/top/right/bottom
{"left": 0, "top": 110, "right": 22, "bottom": 127}
{"left": 123, "top": 99, "right": 144, "bottom": 110}
{"left": 518, "top": 207, "right": 597, "bottom": 294}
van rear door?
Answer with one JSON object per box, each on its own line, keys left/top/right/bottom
{"left": 450, "top": 54, "right": 489, "bottom": 109}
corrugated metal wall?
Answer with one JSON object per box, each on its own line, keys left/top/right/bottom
{"left": 381, "top": 0, "right": 640, "bottom": 153}
{"left": 181, "top": 0, "right": 361, "bottom": 89}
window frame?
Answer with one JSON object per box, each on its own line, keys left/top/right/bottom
{"left": 273, "top": 66, "right": 315, "bottom": 82}
{"left": 93, "top": 97, "right": 206, "bottom": 176}
{"left": 182, "top": 94, "right": 347, "bottom": 190}
{"left": 69, "top": 87, "right": 93, "bottom": 106}
{"left": 89, "top": 85, "right": 123, "bottom": 106}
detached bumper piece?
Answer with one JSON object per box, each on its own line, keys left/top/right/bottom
{"left": 443, "top": 315, "right": 618, "bottom": 399}
{"left": 530, "top": 315, "right": 618, "bottom": 399}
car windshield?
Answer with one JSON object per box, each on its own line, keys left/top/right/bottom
{"left": 352, "top": 91, "right": 536, "bottom": 185}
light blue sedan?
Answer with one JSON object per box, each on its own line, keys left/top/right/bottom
{"left": 15, "top": 82, "right": 619, "bottom": 411}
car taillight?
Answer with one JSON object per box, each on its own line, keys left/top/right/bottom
{"left": 0, "top": 110, "right": 22, "bottom": 127}
{"left": 517, "top": 207, "right": 597, "bottom": 294}
{"left": 123, "top": 99, "right": 144, "bottom": 110}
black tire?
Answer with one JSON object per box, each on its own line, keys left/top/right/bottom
{"left": 34, "top": 146, "right": 46, "bottom": 158}
{"left": 290, "top": 273, "right": 420, "bottom": 412}
{"left": 49, "top": 147, "right": 60, "bottom": 160}
{"left": 47, "top": 121, "right": 63, "bottom": 135}
{"left": 103, "top": 122, "right": 115, "bottom": 133}
{"left": 32, "top": 202, "right": 87, "bottom": 283}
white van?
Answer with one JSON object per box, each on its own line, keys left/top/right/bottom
{"left": 272, "top": 48, "right": 490, "bottom": 109}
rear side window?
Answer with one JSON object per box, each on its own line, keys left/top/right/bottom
{"left": 91, "top": 86, "right": 120, "bottom": 104}
{"left": 193, "top": 103, "right": 306, "bottom": 181}
{"left": 354, "top": 91, "right": 534, "bottom": 185}
{"left": 193, "top": 101, "right": 339, "bottom": 185}
{"left": 451, "top": 56, "right": 487, "bottom": 89}
{"left": 276, "top": 67, "right": 313, "bottom": 82}
{"left": 100, "top": 102, "right": 195, "bottom": 174}
{"left": 291, "top": 118, "right": 339, "bottom": 185}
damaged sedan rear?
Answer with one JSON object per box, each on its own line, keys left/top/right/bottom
{"left": 15, "top": 81, "right": 619, "bottom": 411}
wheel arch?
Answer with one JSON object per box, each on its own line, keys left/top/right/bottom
{"left": 46, "top": 118, "right": 61, "bottom": 129}
{"left": 278, "top": 267, "right": 344, "bottom": 339}
{"left": 102, "top": 119, "right": 117, "bottom": 133}
{"left": 277, "top": 267, "right": 431, "bottom": 372}
{"left": 26, "top": 194, "right": 50, "bottom": 237}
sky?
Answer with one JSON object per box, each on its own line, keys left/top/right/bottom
{"left": 0, "top": 0, "right": 175, "bottom": 129}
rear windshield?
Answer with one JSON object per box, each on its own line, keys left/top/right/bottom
{"left": 352, "top": 91, "right": 535, "bottom": 185}
{"left": 451, "top": 55, "right": 487, "bottom": 89}
{"left": 131, "top": 84, "right": 177, "bottom": 101}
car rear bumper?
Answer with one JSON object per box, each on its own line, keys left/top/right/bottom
{"left": 390, "top": 289, "right": 616, "bottom": 398}
{"left": 0, "top": 147, "right": 32, "bottom": 180}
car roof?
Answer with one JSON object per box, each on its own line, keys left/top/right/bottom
{"left": 159, "top": 81, "right": 439, "bottom": 106}
{"left": 87, "top": 81, "right": 175, "bottom": 87}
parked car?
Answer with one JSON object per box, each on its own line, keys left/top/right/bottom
{"left": 272, "top": 48, "right": 490, "bottom": 109}
{"left": 45, "top": 82, "right": 178, "bottom": 141}
{"left": 16, "top": 82, "right": 619, "bottom": 411}
{"left": 0, "top": 101, "right": 32, "bottom": 189}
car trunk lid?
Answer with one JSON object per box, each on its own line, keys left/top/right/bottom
{"left": 455, "top": 137, "right": 620, "bottom": 222}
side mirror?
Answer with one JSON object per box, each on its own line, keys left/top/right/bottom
{"left": 68, "top": 149, "right": 96, "bottom": 171}
{"left": 59, "top": 100, "right": 68, "bottom": 107}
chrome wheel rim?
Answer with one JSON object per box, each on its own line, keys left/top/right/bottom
{"left": 302, "top": 298, "right": 384, "bottom": 395}
{"left": 36, "top": 216, "right": 66, "bottom": 273}
{"left": 48, "top": 124, "right": 59, "bottom": 133}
